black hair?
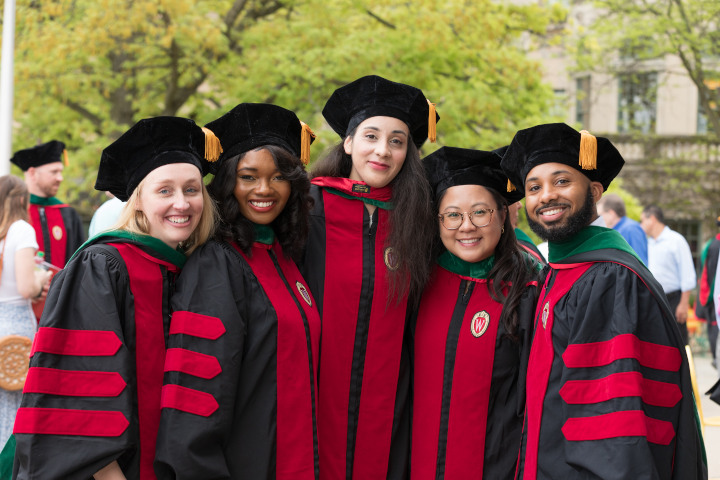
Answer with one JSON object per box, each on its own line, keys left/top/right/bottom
{"left": 643, "top": 204, "right": 665, "bottom": 224}
{"left": 208, "top": 145, "right": 312, "bottom": 262}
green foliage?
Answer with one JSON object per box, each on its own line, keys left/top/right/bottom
{"left": 5, "top": 0, "right": 564, "bottom": 217}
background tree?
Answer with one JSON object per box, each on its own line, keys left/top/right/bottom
{"left": 4, "top": 0, "right": 565, "bottom": 218}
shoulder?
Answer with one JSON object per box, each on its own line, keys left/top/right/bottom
{"left": 183, "top": 240, "right": 246, "bottom": 272}
{"left": 9, "top": 219, "right": 35, "bottom": 236}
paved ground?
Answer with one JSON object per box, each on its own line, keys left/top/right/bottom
{"left": 693, "top": 351, "right": 720, "bottom": 479}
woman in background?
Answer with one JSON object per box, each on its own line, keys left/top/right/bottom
{"left": 13, "top": 116, "right": 218, "bottom": 480}
{"left": 303, "top": 75, "right": 438, "bottom": 479}
{"left": 0, "top": 175, "right": 52, "bottom": 445}
{"left": 412, "top": 147, "right": 540, "bottom": 479}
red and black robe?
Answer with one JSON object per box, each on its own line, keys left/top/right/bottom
{"left": 13, "top": 232, "right": 184, "bottom": 480}
{"left": 154, "top": 234, "right": 321, "bottom": 479}
{"left": 412, "top": 252, "right": 537, "bottom": 479}
{"left": 28, "top": 194, "right": 86, "bottom": 269}
{"left": 301, "top": 177, "right": 411, "bottom": 480}
{"left": 696, "top": 233, "right": 720, "bottom": 358}
{"left": 514, "top": 227, "right": 546, "bottom": 265}
{"left": 520, "top": 226, "right": 706, "bottom": 479}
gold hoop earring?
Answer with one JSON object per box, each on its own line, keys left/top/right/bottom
{"left": 501, "top": 226, "right": 505, "bottom": 234}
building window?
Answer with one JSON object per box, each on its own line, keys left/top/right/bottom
{"left": 697, "top": 78, "right": 719, "bottom": 135}
{"left": 618, "top": 72, "right": 657, "bottom": 134}
{"left": 575, "top": 77, "right": 590, "bottom": 127}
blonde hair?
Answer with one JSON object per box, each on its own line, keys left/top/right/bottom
{"left": 0, "top": 175, "right": 30, "bottom": 240}
{"left": 112, "top": 176, "right": 217, "bottom": 255}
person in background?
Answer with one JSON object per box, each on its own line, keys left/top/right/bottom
{"left": 11, "top": 141, "right": 86, "bottom": 321}
{"left": 13, "top": 117, "right": 218, "bottom": 480}
{"left": 501, "top": 122, "right": 706, "bottom": 479}
{"left": 641, "top": 205, "right": 697, "bottom": 345}
{"left": 412, "top": 147, "right": 539, "bottom": 479}
{"left": 597, "top": 193, "right": 648, "bottom": 264}
{"left": 696, "top": 215, "right": 720, "bottom": 367}
{"left": 302, "top": 75, "right": 438, "bottom": 479}
{"left": 88, "top": 192, "right": 126, "bottom": 238}
{"left": 154, "top": 103, "right": 321, "bottom": 479}
{"left": 0, "top": 176, "right": 52, "bottom": 446}
{"left": 10, "top": 141, "right": 85, "bottom": 270}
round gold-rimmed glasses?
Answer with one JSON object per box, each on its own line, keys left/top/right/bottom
{"left": 438, "top": 209, "right": 494, "bottom": 230}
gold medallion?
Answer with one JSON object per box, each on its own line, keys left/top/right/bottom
{"left": 384, "top": 247, "right": 399, "bottom": 271}
{"left": 542, "top": 302, "right": 550, "bottom": 329}
{"left": 470, "top": 311, "right": 490, "bottom": 338}
{"left": 296, "top": 281, "right": 312, "bottom": 307}
{"left": 52, "top": 225, "right": 63, "bottom": 241}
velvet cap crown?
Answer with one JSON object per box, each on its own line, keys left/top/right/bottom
{"left": 11, "top": 140, "right": 66, "bottom": 171}
{"left": 322, "top": 75, "right": 439, "bottom": 148}
{"left": 500, "top": 123, "right": 624, "bottom": 191}
{"left": 95, "top": 116, "right": 213, "bottom": 202}
{"left": 424, "top": 146, "right": 524, "bottom": 203}
{"left": 205, "top": 103, "right": 311, "bottom": 172}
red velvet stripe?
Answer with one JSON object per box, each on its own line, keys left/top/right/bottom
{"left": 43, "top": 205, "right": 67, "bottom": 269}
{"left": 562, "top": 333, "right": 681, "bottom": 371}
{"left": 559, "top": 371, "right": 682, "bottom": 407}
{"left": 14, "top": 407, "right": 129, "bottom": 436}
{"left": 352, "top": 207, "right": 408, "bottom": 479}
{"left": 23, "top": 367, "right": 127, "bottom": 397}
{"left": 164, "top": 348, "right": 221, "bottom": 380}
{"left": 561, "top": 410, "right": 676, "bottom": 445}
{"left": 444, "top": 277, "right": 503, "bottom": 478}
{"left": 412, "top": 268, "right": 460, "bottom": 476}
{"left": 112, "top": 243, "right": 170, "bottom": 480}
{"left": 318, "top": 192, "right": 365, "bottom": 480}
{"left": 161, "top": 384, "right": 218, "bottom": 417}
{"left": 170, "top": 311, "right": 226, "bottom": 340}
{"left": 28, "top": 205, "right": 44, "bottom": 255}
{"left": 524, "top": 264, "right": 593, "bottom": 480}
{"left": 31, "top": 327, "right": 122, "bottom": 357}
{"left": 239, "top": 242, "right": 317, "bottom": 479}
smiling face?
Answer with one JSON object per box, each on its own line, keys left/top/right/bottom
{"left": 523, "top": 162, "right": 603, "bottom": 242}
{"left": 344, "top": 116, "right": 409, "bottom": 188}
{"left": 438, "top": 184, "right": 504, "bottom": 263}
{"left": 233, "top": 148, "right": 291, "bottom": 225}
{"left": 137, "top": 163, "right": 204, "bottom": 249}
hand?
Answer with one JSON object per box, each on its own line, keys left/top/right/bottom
{"left": 675, "top": 302, "right": 688, "bottom": 324}
{"left": 31, "top": 270, "right": 52, "bottom": 302}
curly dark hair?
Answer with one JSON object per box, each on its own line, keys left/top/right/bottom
{"left": 434, "top": 186, "right": 536, "bottom": 338}
{"left": 208, "top": 145, "right": 312, "bottom": 262}
{"left": 311, "top": 136, "right": 435, "bottom": 304}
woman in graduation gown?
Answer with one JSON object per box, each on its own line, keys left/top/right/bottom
{"left": 154, "top": 103, "right": 321, "bottom": 479}
{"left": 302, "top": 75, "right": 438, "bottom": 480}
{"left": 12, "top": 117, "right": 219, "bottom": 480}
{"left": 412, "top": 147, "right": 541, "bottom": 479}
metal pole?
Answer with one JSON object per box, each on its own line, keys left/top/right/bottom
{"left": 0, "top": 0, "right": 17, "bottom": 175}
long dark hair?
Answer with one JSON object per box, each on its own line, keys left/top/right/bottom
{"left": 434, "top": 186, "right": 536, "bottom": 337}
{"left": 311, "top": 136, "right": 435, "bottom": 304}
{"left": 208, "top": 145, "right": 312, "bottom": 262}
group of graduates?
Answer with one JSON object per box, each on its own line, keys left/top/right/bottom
{"left": 3, "top": 74, "right": 709, "bottom": 479}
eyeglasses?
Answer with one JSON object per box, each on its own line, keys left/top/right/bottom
{"left": 438, "top": 209, "right": 494, "bottom": 230}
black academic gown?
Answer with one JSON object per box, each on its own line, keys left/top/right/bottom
{"left": 411, "top": 253, "right": 537, "bottom": 480}
{"left": 520, "top": 226, "right": 707, "bottom": 480}
{"left": 301, "top": 177, "right": 411, "bottom": 480}
{"left": 13, "top": 232, "right": 185, "bottom": 480}
{"left": 154, "top": 238, "right": 321, "bottom": 480}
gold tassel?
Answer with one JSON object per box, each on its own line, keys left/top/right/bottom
{"left": 507, "top": 179, "right": 516, "bottom": 193}
{"left": 579, "top": 130, "right": 597, "bottom": 170}
{"left": 201, "top": 127, "right": 223, "bottom": 162}
{"left": 300, "top": 122, "right": 316, "bottom": 166}
{"left": 62, "top": 149, "right": 69, "bottom": 167}
{"left": 427, "top": 100, "right": 437, "bottom": 143}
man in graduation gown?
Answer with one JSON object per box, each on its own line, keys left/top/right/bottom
{"left": 500, "top": 123, "right": 707, "bottom": 480}
{"left": 11, "top": 141, "right": 86, "bottom": 320}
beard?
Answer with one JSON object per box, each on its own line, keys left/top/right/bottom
{"left": 526, "top": 187, "right": 596, "bottom": 242}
